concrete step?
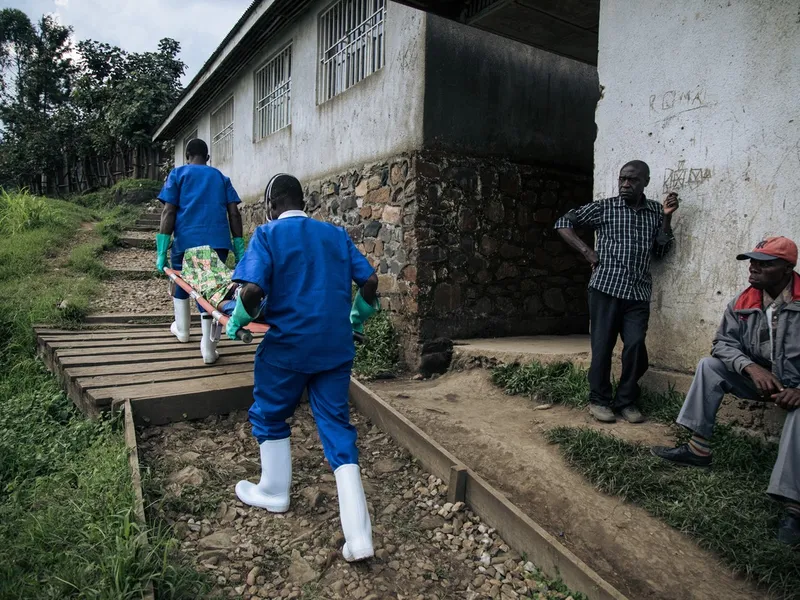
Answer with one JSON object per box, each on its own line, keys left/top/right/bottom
{"left": 121, "top": 235, "right": 155, "bottom": 250}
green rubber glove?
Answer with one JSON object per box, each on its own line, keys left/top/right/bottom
{"left": 350, "top": 291, "right": 380, "bottom": 334}
{"left": 233, "top": 237, "right": 246, "bottom": 264}
{"left": 155, "top": 233, "right": 171, "bottom": 272}
{"left": 226, "top": 295, "right": 256, "bottom": 340}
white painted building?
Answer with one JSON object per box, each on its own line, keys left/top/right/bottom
{"left": 154, "top": 0, "right": 599, "bottom": 365}
{"left": 594, "top": 0, "right": 800, "bottom": 372}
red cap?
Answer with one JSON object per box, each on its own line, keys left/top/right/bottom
{"left": 737, "top": 236, "right": 798, "bottom": 266}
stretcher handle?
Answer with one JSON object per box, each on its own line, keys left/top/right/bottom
{"left": 353, "top": 331, "right": 366, "bottom": 345}
{"left": 235, "top": 328, "right": 253, "bottom": 344}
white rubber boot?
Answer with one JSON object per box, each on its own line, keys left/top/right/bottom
{"left": 170, "top": 297, "right": 190, "bottom": 343}
{"left": 335, "top": 464, "right": 374, "bottom": 562}
{"left": 235, "top": 438, "right": 291, "bottom": 513}
{"left": 200, "top": 315, "right": 219, "bottom": 364}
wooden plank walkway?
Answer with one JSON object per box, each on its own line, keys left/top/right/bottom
{"left": 36, "top": 319, "right": 260, "bottom": 424}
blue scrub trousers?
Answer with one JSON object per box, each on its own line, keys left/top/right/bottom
{"left": 249, "top": 355, "right": 358, "bottom": 470}
{"left": 171, "top": 248, "right": 229, "bottom": 313}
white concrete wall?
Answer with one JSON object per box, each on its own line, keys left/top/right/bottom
{"left": 595, "top": 0, "right": 800, "bottom": 372}
{"left": 173, "top": 1, "right": 426, "bottom": 202}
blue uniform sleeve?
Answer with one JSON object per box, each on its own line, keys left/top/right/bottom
{"left": 232, "top": 227, "right": 272, "bottom": 295}
{"left": 158, "top": 168, "right": 180, "bottom": 206}
{"left": 225, "top": 177, "right": 241, "bottom": 205}
{"left": 346, "top": 232, "right": 375, "bottom": 286}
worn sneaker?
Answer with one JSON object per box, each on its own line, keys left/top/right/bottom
{"left": 777, "top": 514, "right": 800, "bottom": 546}
{"left": 588, "top": 403, "right": 616, "bottom": 423}
{"left": 620, "top": 405, "right": 645, "bottom": 423}
{"left": 650, "top": 444, "right": 712, "bottom": 468}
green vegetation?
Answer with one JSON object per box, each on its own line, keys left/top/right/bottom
{"left": 0, "top": 190, "right": 206, "bottom": 599}
{"left": 491, "top": 360, "right": 684, "bottom": 423}
{"left": 353, "top": 303, "right": 399, "bottom": 379}
{"left": 492, "top": 360, "right": 799, "bottom": 597}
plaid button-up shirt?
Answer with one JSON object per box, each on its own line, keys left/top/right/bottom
{"left": 554, "top": 196, "right": 674, "bottom": 301}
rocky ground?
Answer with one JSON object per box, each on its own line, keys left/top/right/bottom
{"left": 90, "top": 275, "right": 173, "bottom": 313}
{"left": 139, "top": 405, "right": 582, "bottom": 600}
{"left": 103, "top": 247, "right": 154, "bottom": 271}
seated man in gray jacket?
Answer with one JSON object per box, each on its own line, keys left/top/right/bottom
{"left": 652, "top": 236, "right": 800, "bottom": 546}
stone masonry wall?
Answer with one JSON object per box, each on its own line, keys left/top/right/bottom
{"left": 414, "top": 151, "right": 592, "bottom": 343}
{"left": 239, "top": 150, "right": 593, "bottom": 368}
{"left": 240, "top": 155, "right": 420, "bottom": 367}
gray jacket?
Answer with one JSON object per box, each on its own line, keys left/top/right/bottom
{"left": 712, "top": 275, "right": 800, "bottom": 387}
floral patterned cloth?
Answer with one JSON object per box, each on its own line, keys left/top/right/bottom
{"left": 179, "top": 245, "right": 237, "bottom": 307}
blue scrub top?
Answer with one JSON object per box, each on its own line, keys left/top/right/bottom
{"left": 233, "top": 215, "right": 375, "bottom": 374}
{"left": 158, "top": 164, "right": 241, "bottom": 255}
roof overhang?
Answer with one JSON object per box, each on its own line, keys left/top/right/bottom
{"left": 153, "top": 0, "right": 314, "bottom": 142}
{"left": 392, "top": 0, "right": 599, "bottom": 65}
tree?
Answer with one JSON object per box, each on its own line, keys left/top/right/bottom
{"left": 0, "top": 7, "right": 186, "bottom": 193}
{"left": 0, "top": 9, "right": 75, "bottom": 191}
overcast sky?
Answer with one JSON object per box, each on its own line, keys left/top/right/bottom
{"left": 4, "top": 0, "right": 252, "bottom": 84}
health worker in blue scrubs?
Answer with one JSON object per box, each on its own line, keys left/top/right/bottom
{"left": 226, "top": 173, "right": 380, "bottom": 562}
{"left": 155, "top": 138, "right": 246, "bottom": 365}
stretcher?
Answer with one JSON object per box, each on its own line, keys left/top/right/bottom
{"left": 163, "top": 266, "right": 366, "bottom": 346}
{"left": 164, "top": 267, "right": 266, "bottom": 343}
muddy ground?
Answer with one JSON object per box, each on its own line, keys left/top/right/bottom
{"left": 370, "top": 369, "right": 766, "bottom": 600}
{"left": 139, "top": 405, "right": 583, "bottom": 600}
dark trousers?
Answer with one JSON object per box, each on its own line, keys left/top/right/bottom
{"left": 588, "top": 288, "right": 650, "bottom": 408}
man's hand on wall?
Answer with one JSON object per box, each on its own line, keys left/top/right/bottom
{"left": 663, "top": 192, "right": 680, "bottom": 216}
{"left": 744, "top": 363, "right": 784, "bottom": 396}
{"left": 772, "top": 388, "right": 800, "bottom": 411}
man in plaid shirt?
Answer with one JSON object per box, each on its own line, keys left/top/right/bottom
{"left": 555, "top": 161, "right": 680, "bottom": 423}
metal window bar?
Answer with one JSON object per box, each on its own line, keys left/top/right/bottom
{"left": 255, "top": 45, "right": 292, "bottom": 140}
{"left": 211, "top": 98, "right": 234, "bottom": 164}
{"left": 317, "top": 0, "right": 385, "bottom": 104}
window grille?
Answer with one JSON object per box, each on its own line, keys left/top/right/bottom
{"left": 317, "top": 0, "right": 386, "bottom": 104}
{"left": 254, "top": 45, "right": 292, "bottom": 140}
{"left": 182, "top": 129, "right": 198, "bottom": 164}
{"left": 211, "top": 97, "right": 234, "bottom": 164}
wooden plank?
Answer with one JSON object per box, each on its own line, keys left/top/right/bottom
{"left": 57, "top": 345, "right": 256, "bottom": 367}
{"left": 65, "top": 354, "right": 255, "bottom": 378}
{"left": 122, "top": 237, "right": 155, "bottom": 249}
{"left": 40, "top": 330, "right": 199, "bottom": 342}
{"left": 88, "top": 371, "right": 255, "bottom": 407}
{"left": 82, "top": 313, "right": 181, "bottom": 324}
{"left": 76, "top": 362, "right": 254, "bottom": 391}
{"left": 348, "top": 380, "right": 628, "bottom": 600}
{"left": 130, "top": 384, "right": 255, "bottom": 425}
{"left": 122, "top": 400, "right": 155, "bottom": 600}
{"left": 54, "top": 337, "right": 261, "bottom": 357}
{"left": 447, "top": 464, "right": 468, "bottom": 504}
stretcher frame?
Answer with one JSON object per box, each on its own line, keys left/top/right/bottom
{"left": 163, "top": 267, "right": 268, "bottom": 344}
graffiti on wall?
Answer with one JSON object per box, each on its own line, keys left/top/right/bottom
{"left": 663, "top": 160, "right": 712, "bottom": 193}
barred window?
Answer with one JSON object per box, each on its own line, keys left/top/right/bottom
{"left": 254, "top": 45, "right": 292, "bottom": 140}
{"left": 211, "top": 97, "right": 234, "bottom": 164}
{"left": 317, "top": 0, "right": 386, "bottom": 104}
{"left": 182, "top": 129, "right": 198, "bottom": 164}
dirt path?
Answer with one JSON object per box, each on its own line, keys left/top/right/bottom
{"left": 139, "top": 405, "right": 585, "bottom": 600}
{"left": 89, "top": 245, "right": 172, "bottom": 314}
{"left": 370, "top": 370, "right": 766, "bottom": 600}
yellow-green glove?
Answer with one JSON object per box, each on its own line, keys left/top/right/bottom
{"left": 226, "top": 295, "right": 256, "bottom": 340}
{"left": 155, "top": 233, "right": 171, "bottom": 272}
{"left": 350, "top": 291, "right": 379, "bottom": 334}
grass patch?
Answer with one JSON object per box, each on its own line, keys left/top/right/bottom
{"left": 491, "top": 360, "right": 685, "bottom": 423}
{"left": 546, "top": 426, "right": 799, "bottom": 598}
{"left": 353, "top": 307, "right": 399, "bottom": 379}
{"left": 0, "top": 191, "right": 207, "bottom": 598}
{"left": 69, "top": 242, "right": 111, "bottom": 279}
